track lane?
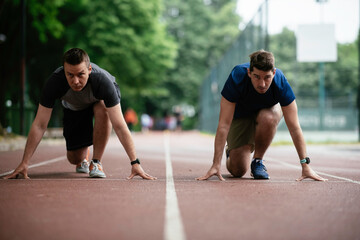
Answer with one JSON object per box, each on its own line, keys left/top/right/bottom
{"left": 165, "top": 132, "right": 360, "bottom": 240}
{"left": 1, "top": 131, "right": 360, "bottom": 240}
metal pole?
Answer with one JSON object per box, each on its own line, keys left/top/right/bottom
{"left": 319, "top": 62, "right": 325, "bottom": 130}
{"left": 265, "top": 0, "right": 269, "bottom": 50}
{"left": 20, "top": 0, "right": 26, "bottom": 135}
{"left": 316, "top": 0, "right": 327, "bottom": 131}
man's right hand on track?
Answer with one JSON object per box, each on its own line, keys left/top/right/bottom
{"left": 196, "top": 164, "right": 225, "bottom": 181}
{"left": 2, "top": 162, "right": 30, "bottom": 179}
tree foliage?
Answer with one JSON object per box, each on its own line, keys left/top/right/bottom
{"left": 0, "top": 0, "right": 178, "bottom": 132}
{"left": 1, "top": 0, "right": 357, "bottom": 134}
{"left": 270, "top": 27, "right": 358, "bottom": 98}
{"left": 149, "top": 0, "right": 240, "bottom": 117}
{"left": 60, "top": 0, "right": 177, "bottom": 112}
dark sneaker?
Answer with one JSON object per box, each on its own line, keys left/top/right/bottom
{"left": 225, "top": 145, "right": 231, "bottom": 170}
{"left": 251, "top": 158, "right": 269, "bottom": 179}
{"left": 225, "top": 145, "right": 230, "bottom": 160}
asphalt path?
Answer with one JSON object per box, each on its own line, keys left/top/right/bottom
{"left": 1, "top": 131, "right": 359, "bottom": 240}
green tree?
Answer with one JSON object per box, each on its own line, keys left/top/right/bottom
{"left": 327, "top": 42, "right": 358, "bottom": 94}
{"left": 270, "top": 27, "right": 358, "bottom": 106}
{"left": 0, "top": 0, "right": 67, "bottom": 133}
{"left": 62, "top": 0, "right": 177, "bottom": 113}
{"left": 149, "top": 0, "right": 240, "bottom": 120}
{"left": 1, "top": 0, "right": 178, "bottom": 133}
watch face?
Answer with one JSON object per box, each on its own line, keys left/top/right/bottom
{"left": 300, "top": 158, "right": 310, "bottom": 164}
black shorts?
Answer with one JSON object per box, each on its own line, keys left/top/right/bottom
{"left": 63, "top": 105, "right": 94, "bottom": 151}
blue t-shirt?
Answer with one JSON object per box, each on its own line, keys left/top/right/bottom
{"left": 221, "top": 63, "right": 295, "bottom": 118}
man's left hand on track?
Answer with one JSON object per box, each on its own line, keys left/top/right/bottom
{"left": 127, "top": 164, "right": 157, "bottom": 180}
{"left": 296, "top": 165, "right": 328, "bottom": 181}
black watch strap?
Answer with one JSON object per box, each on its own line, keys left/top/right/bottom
{"left": 130, "top": 158, "right": 140, "bottom": 165}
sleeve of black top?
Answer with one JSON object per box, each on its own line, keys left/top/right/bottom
{"left": 39, "top": 70, "right": 69, "bottom": 108}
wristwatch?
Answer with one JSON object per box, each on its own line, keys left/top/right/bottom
{"left": 300, "top": 157, "right": 310, "bottom": 164}
{"left": 130, "top": 158, "right": 140, "bottom": 165}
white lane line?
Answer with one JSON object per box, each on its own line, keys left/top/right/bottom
{"left": 163, "top": 133, "right": 186, "bottom": 240}
{"left": 0, "top": 156, "right": 67, "bottom": 177}
{"left": 270, "top": 158, "right": 360, "bottom": 185}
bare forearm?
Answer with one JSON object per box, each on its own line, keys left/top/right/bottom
{"left": 213, "top": 126, "right": 229, "bottom": 166}
{"left": 21, "top": 123, "right": 47, "bottom": 164}
{"left": 289, "top": 127, "right": 307, "bottom": 159}
{"left": 113, "top": 127, "right": 137, "bottom": 161}
{"left": 282, "top": 101, "right": 307, "bottom": 160}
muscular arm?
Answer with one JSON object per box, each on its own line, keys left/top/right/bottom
{"left": 106, "top": 103, "right": 156, "bottom": 180}
{"left": 3, "top": 104, "right": 52, "bottom": 179}
{"left": 106, "top": 103, "right": 136, "bottom": 161}
{"left": 282, "top": 100, "right": 327, "bottom": 181}
{"left": 197, "top": 97, "right": 235, "bottom": 180}
{"left": 23, "top": 104, "right": 53, "bottom": 162}
{"left": 213, "top": 97, "right": 236, "bottom": 166}
{"left": 282, "top": 100, "right": 307, "bottom": 159}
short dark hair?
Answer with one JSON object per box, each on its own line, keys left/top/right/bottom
{"left": 249, "top": 50, "right": 275, "bottom": 72}
{"left": 63, "top": 48, "right": 90, "bottom": 67}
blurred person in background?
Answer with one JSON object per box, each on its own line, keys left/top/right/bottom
{"left": 3, "top": 48, "right": 156, "bottom": 180}
{"left": 197, "top": 50, "right": 327, "bottom": 182}
{"left": 124, "top": 108, "right": 138, "bottom": 131}
{"left": 140, "top": 113, "right": 152, "bottom": 132}
{"left": 173, "top": 106, "right": 183, "bottom": 131}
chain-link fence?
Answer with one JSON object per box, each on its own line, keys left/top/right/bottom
{"left": 278, "top": 92, "right": 358, "bottom": 131}
{"left": 198, "top": 2, "right": 268, "bottom": 133}
{"left": 198, "top": 1, "right": 358, "bottom": 133}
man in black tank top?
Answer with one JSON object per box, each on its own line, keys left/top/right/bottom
{"left": 3, "top": 48, "right": 156, "bottom": 180}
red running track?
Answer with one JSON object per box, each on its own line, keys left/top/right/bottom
{"left": 0, "top": 131, "right": 360, "bottom": 240}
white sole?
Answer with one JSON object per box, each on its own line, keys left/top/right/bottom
{"left": 89, "top": 172, "right": 106, "bottom": 178}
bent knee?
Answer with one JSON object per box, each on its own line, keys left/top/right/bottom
{"left": 93, "top": 101, "right": 110, "bottom": 118}
{"left": 257, "top": 106, "right": 282, "bottom": 125}
{"left": 226, "top": 146, "right": 251, "bottom": 177}
{"left": 226, "top": 160, "right": 248, "bottom": 178}
{"left": 95, "top": 109, "right": 110, "bottom": 120}
{"left": 67, "top": 156, "right": 81, "bottom": 165}
{"left": 257, "top": 115, "right": 281, "bottom": 130}
{"left": 227, "top": 166, "right": 247, "bottom": 178}
{"left": 67, "top": 149, "right": 87, "bottom": 165}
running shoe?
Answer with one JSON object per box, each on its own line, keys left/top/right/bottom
{"left": 76, "top": 159, "right": 89, "bottom": 173}
{"left": 76, "top": 148, "right": 90, "bottom": 173}
{"left": 250, "top": 158, "right": 270, "bottom": 179}
{"left": 89, "top": 160, "right": 106, "bottom": 178}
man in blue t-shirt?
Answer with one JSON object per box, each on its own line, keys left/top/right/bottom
{"left": 197, "top": 50, "right": 327, "bottom": 181}
{"left": 4, "top": 48, "right": 156, "bottom": 180}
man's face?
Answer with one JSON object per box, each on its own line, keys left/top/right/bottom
{"left": 64, "top": 61, "right": 92, "bottom": 91}
{"left": 247, "top": 67, "right": 276, "bottom": 94}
